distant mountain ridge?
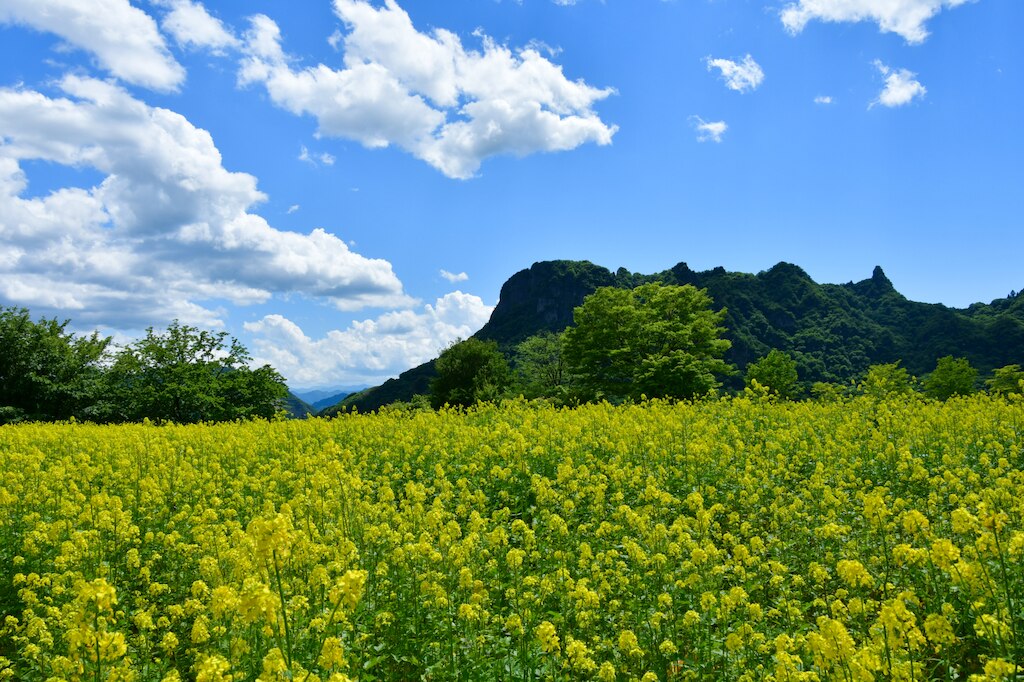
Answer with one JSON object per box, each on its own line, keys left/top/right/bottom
{"left": 324, "top": 259, "right": 1024, "bottom": 413}
{"left": 285, "top": 387, "right": 364, "bottom": 417}
{"left": 294, "top": 387, "right": 367, "bottom": 404}
{"left": 310, "top": 393, "right": 351, "bottom": 411}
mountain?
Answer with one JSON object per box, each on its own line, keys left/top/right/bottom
{"left": 324, "top": 259, "right": 1024, "bottom": 413}
{"left": 321, "top": 363, "right": 436, "bottom": 416}
{"left": 322, "top": 260, "right": 608, "bottom": 415}
{"left": 294, "top": 389, "right": 337, "bottom": 404}
{"left": 283, "top": 392, "right": 314, "bottom": 418}
{"left": 310, "top": 392, "right": 351, "bottom": 411}
{"left": 293, "top": 386, "right": 367, "bottom": 404}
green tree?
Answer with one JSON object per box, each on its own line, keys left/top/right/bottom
{"left": 513, "top": 331, "right": 572, "bottom": 399}
{"left": 562, "top": 283, "right": 733, "bottom": 402}
{"left": 745, "top": 350, "right": 801, "bottom": 399}
{"left": 104, "top": 321, "right": 287, "bottom": 422}
{"left": 986, "top": 364, "right": 1024, "bottom": 396}
{"left": 860, "top": 361, "right": 915, "bottom": 400}
{"left": 0, "top": 307, "right": 110, "bottom": 423}
{"left": 810, "top": 381, "right": 844, "bottom": 402}
{"left": 924, "top": 356, "right": 978, "bottom": 400}
{"left": 430, "top": 338, "right": 512, "bottom": 409}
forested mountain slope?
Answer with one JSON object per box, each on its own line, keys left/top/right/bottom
{"left": 326, "top": 260, "right": 1023, "bottom": 413}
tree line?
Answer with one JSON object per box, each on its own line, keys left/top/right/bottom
{"left": 427, "top": 283, "right": 1024, "bottom": 409}
{"left": 5, "top": 282, "right": 1022, "bottom": 424}
{"left": 0, "top": 307, "right": 287, "bottom": 425}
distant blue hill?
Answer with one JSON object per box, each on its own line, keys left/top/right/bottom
{"left": 311, "top": 393, "right": 351, "bottom": 412}
{"left": 293, "top": 389, "right": 336, "bottom": 404}
{"left": 292, "top": 387, "right": 366, "bottom": 404}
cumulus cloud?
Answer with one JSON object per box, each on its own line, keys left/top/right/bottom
{"left": 872, "top": 60, "right": 926, "bottom": 107}
{"left": 244, "top": 291, "right": 494, "bottom": 386}
{"left": 814, "top": 95, "right": 834, "bottom": 105}
{"left": 156, "top": 0, "right": 239, "bottom": 53}
{"left": 440, "top": 269, "right": 469, "bottom": 283}
{"left": 781, "top": 0, "right": 974, "bottom": 45}
{"left": 691, "top": 116, "right": 727, "bottom": 143}
{"left": 237, "top": 0, "right": 617, "bottom": 179}
{"left": 0, "top": 76, "right": 411, "bottom": 329}
{"left": 0, "top": 0, "right": 185, "bottom": 91}
{"left": 706, "top": 54, "right": 764, "bottom": 93}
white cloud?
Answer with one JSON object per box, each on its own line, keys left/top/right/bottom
{"left": 691, "top": 116, "right": 727, "bottom": 143}
{"left": 781, "top": 0, "right": 973, "bottom": 45}
{"left": 872, "top": 60, "right": 926, "bottom": 107}
{"left": 156, "top": 0, "right": 239, "bottom": 53}
{"left": 440, "top": 269, "right": 469, "bottom": 283}
{"left": 298, "top": 145, "right": 336, "bottom": 166}
{"left": 238, "top": 1, "right": 617, "bottom": 179}
{"left": 526, "top": 39, "right": 562, "bottom": 58}
{"left": 244, "top": 291, "right": 494, "bottom": 386}
{"left": 814, "top": 95, "right": 834, "bottom": 105}
{"left": 0, "top": 76, "right": 411, "bottom": 329}
{"left": 287, "top": 204, "right": 300, "bottom": 214}
{"left": 0, "top": 0, "right": 185, "bottom": 91}
{"left": 705, "top": 54, "right": 764, "bottom": 93}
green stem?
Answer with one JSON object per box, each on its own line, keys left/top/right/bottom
{"left": 300, "top": 588, "right": 346, "bottom": 682}
{"left": 94, "top": 612, "right": 102, "bottom": 682}
{"left": 272, "top": 550, "right": 294, "bottom": 671}
{"left": 991, "top": 526, "right": 1021, "bottom": 671}
{"left": 882, "top": 623, "right": 893, "bottom": 679}
{"left": 975, "top": 555, "right": 1010, "bottom": 659}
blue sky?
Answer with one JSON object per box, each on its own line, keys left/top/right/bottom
{"left": 1, "top": 0, "right": 1021, "bottom": 389}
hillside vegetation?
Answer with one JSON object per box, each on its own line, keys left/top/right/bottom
{"left": 331, "top": 260, "right": 1023, "bottom": 413}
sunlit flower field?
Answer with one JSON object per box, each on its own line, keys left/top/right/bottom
{"left": 1, "top": 395, "right": 1021, "bottom": 681}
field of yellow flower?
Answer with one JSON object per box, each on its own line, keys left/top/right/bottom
{"left": 1, "top": 394, "right": 1022, "bottom": 681}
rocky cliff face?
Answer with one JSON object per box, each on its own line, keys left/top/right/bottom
{"left": 476, "top": 260, "right": 616, "bottom": 346}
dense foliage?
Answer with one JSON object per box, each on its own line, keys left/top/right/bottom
{"left": 104, "top": 322, "right": 288, "bottom": 423}
{"left": 513, "top": 332, "right": 572, "bottom": 400}
{"left": 923, "top": 356, "right": 979, "bottom": 401}
{"left": 987, "top": 365, "right": 1024, "bottom": 396}
{"left": 562, "top": 283, "right": 734, "bottom": 402}
{"left": 1, "top": 396, "right": 1022, "bottom": 680}
{"left": 744, "top": 350, "right": 801, "bottom": 400}
{"left": 337, "top": 260, "right": 1024, "bottom": 412}
{"left": 430, "top": 338, "right": 513, "bottom": 409}
{"left": 0, "top": 310, "right": 289, "bottom": 424}
{"left": 0, "top": 307, "right": 110, "bottom": 424}
{"left": 657, "top": 263, "right": 1023, "bottom": 388}
{"left": 859, "top": 362, "right": 917, "bottom": 400}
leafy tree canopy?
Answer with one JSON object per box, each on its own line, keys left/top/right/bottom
{"left": 430, "top": 338, "right": 513, "bottom": 409}
{"left": 924, "top": 356, "right": 978, "bottom": 400}
{"left": 0, "top": 307, "right": 110, "bottom": 424}
{"left": 810, "top": 381, "right": 845, "bottom": 402}
{"left": 513, "top": 331, "right": 573, "bottom": 400}
{"left": 563, "top": 283, "right": 734, "bottom": 402}
{"left": 745, "top": 349, "right": 801, "bottom": 400}
{"left": 860, "top": 362, "right": 916, "bottom": 400}
{"left": 986, "top": 364, "right": 1023, "bottom": 396}
{"left": 104, "top": 321, "right": 287, "bottom": 423}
